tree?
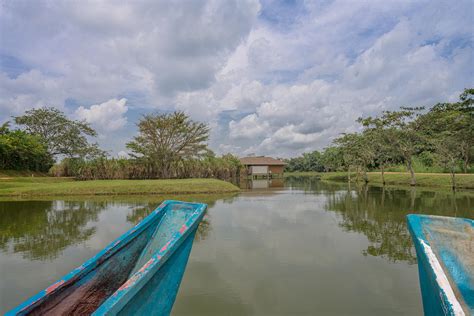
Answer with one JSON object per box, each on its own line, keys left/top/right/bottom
{"left": 362, "top": 108, "right": 426, "bottom": 186}
{"left": 126, "top": 111, "right": 210, "bottom": 178}
{"left": 458, "top": 88, "right": 474, "bottom": 172}
{"left": 14, "top": 107, "right": 98, "bottom": 159}
{"left": 285, "top": 156, "right": 305, "bottom": 172}
{"left": 358, "top": 117, "right": 401, "bottom": 185}
{"left": 0, "top": 123, "right": 53, "bottom": 171}
{"left": 418, "top": 88, "right": 474, "bottom": 189}
{"left": 335, "top": 133, "right": 375, "bottom": 183}
{"left": 285, "top": 150, "right": 324, "bottom": 172}
{"left": 320, "top": 146, "right": 344, "bottom": 172}
{"left": 0, "top": 122, "right": 10, "bottom": 135}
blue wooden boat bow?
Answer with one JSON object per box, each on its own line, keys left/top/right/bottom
{"left": 7, "top": 200, "right": 207, "bottom": 316}
{"left": 407, "top": 214, "right": 473, "bottom": 316}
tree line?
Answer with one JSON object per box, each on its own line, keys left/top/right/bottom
{"left": 1, "top": 109, "right": 241, "bottom": 181}
{"left": 285, "top": 88, "right": 473, "bottom": 189}
{"left": 2, "top": 88, "right": 472, "bottom": 184}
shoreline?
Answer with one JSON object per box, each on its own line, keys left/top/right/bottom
{"left": 284, "top": 171, "right": 474, "bottom": 190}
{"left": 0, "top": 177, "right": 240, "bottom": 197}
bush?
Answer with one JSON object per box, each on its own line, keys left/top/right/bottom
{"left": 0, "top": 129, "right": 53, "bottom": 172}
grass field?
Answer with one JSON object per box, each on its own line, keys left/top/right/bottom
{"left": 285, "top": 171, "right": 474, "bottom": 190}
{"left": 0, "top": 176, "right": 240, "bottom": 197}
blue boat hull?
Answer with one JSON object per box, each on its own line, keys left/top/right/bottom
{"left": 8, "top": 200, "right": 207, "bottom": 315}
{"left": 407, "top": 215, "right": 473, "bottom": 316}
{"left": 117, "top": 227, "right": 196, "bottom": 315}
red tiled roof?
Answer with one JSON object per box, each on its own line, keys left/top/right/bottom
{"left": 239, "top": 156, "right": 287, "bottom": 166}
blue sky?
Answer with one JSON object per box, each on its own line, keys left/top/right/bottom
{"left": 0, "top": 0, "right": 473, "bottom": 157}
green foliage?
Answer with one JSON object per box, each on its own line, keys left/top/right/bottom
{"left": 334, "top": 133, "right": 375, "bottom": 173}
{"left": 14, "top": 107, "right": 101, "bottom": 159}
{"left": 285, "top": 151, "right": 325, "bottom": 172}
{"left": 126, "top": 111, "right": 210, "bottom": 178}
{"left": 50, "top": 154, "right": 241, "bottom": 181}
{"left": 287, "top": 88, "right": 473, "bottom": 189}
{"left": 320, "top": 146, "right": 345, "bottom": 172}
{"left": 421, "top": 91, "right": 473, "bottom": 173}
{"left": 0, "top": 124, "right": 53, "bottom": 172}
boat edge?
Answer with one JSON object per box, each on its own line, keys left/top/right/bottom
{"left": 92, "top": 201, "right": 207, "bottom": 315}
{"left": 406, "top": 214, "right": 466, "bottom": 316}
{"left": 6, "top": 200, "right": 180, "bottom": 315}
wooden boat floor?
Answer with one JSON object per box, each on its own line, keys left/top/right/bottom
{"left": 28, "top": 232, "right": 148, "bottom": 315}
{"left": 424, "top": 217, "right": 474, "bottom": 312}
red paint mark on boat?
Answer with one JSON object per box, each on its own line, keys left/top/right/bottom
{"left": 46, "top": 280, "right": 65, "bottom": 294}
{"left": 118, "top": 259, "right": 157, "bottom": 291}
{"left": 179, "top": 224, "right": 187, "bottom": 234}
{"left": 138, "top": 258, "right": 155, "bottom": 273}
{"left": 118, "top": 275, "right": 139, "bottom": 291}
{"left": 160, "top": 241, "right": 171, "bottom": 253}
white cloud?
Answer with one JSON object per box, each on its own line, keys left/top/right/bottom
{"left": 1, "top": 0, "right": 472, "bottom": 156}
{"left": 177, "top": 2, "right": 473, "bottom": 156}
{"left": 229, "top": 113, "right": 269, "bottom": 139}
{"left": 0, "top": 0, "right": 261, "bottom": 110}
{"left": 75, "top": 98, "right": 128, "bottom": 132}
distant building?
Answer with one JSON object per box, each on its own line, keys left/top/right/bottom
{"left": 239, "top": 156, "right": 287, "bottom": 178}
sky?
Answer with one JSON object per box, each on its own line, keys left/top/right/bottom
{"left": 0, "top": 0, "right": 473, "bottom": 158}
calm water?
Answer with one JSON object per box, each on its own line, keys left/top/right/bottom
{"left": 0, "top": 177, "right": 473, "bottom": 315}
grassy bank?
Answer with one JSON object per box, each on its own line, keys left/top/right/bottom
{"left": 0, "top": 170, "right": 49, "bottom": 178}
{"left": 285, "top": 171, "right": 474, "bottom": 189}
{"left": 0, "top": 177, "right": 240, "bottom": 197}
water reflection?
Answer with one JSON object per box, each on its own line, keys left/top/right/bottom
{"left": 0, "top": 200, "right": 105, "bottom": 260}
{"left": 326, "top": 187, "right": 417, "bottom": 263}
{"left": 0, "top": 194, "right": 236, "bottom": 261}
{"left": 287, "top": 176, "right": 474, "bottom": 263}
{"left": 240, "top": 178, "right": 284, "bottom": 190}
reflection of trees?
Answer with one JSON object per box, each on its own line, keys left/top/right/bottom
{"left": 325, "top": 185, "right": 474, "bottom": 264}
{"left": 126, "top": 203, "right": 158, "bottom": 225}
{"left": 284, "top": 176, "right": 343, "bottom": 193}
{"left": 286, "top": 176, "right": 474, "bottom": 264}
{"left": 195, "top": 215, "right": 211, "bottom": 241}
{"left": 325, "top": 186, "right": 417, "bottom": 264}
{"left": 0, "top": 201, "right": 105, "bottom": 260}
{"left": 125, "top": 194, "right": 237, "bottom": 242}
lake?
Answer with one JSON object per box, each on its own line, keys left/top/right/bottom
{"left": 0, "top": 177, "right": 473, "bottom": 315}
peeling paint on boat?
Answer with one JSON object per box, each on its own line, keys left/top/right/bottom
{"left": 179, "top": 224, "right": 187, "bottom": 234}
{"left": 45, "top": 280, "right": 65, "bottom": 294}
{"left": 407, "top": 214, "right": 473, "bottom": 316}
{"left": 160, "top": 241, "right": 171, "bottom": 253}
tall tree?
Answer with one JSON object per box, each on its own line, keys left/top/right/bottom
{"left": 126, "top": 111, "right": 210, "bottom": 178}
{"left": 14, "top": 107, "right": 98, "bottom": 159}
{"left": 320, "top": 146, "right": 344, "bottom": 172}
{"left": 358, "top": 117, "right": 401, "bottom": 185}
{"left": 364, "top": 108, "right": 426, "bottom": 186}
{"left": 458, "top": 88, "right": 474, "bottom": 172}
{"left": 418, "top": 88, "right": 474, "bottom": 188}
{"left": 335, "top": 133, "right": 375, "bottom": 183}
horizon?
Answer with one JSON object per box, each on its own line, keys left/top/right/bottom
{"left": 1, "top": 0, "right": 473, "bottom": 158}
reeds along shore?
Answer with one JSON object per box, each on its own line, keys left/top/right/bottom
{"left": 50, "top": 156, "right": 241, "bottom": 182}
